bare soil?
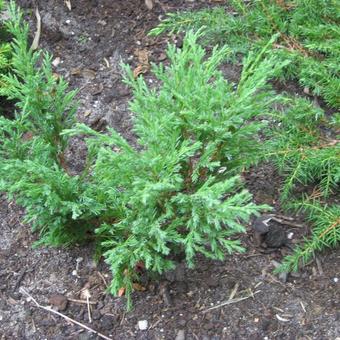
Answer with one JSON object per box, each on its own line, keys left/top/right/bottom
{"left": 0, "top": 1, "right": 339, "bottom": 339}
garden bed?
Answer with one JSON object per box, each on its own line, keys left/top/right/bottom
{"left": 0, "top": 1, "right": 339, "bottom": 339}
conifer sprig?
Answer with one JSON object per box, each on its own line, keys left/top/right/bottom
{"left": 150, "top": 1, "right": 340, "bottom": 271}
{"left": 150, "top": 0, "right": 340, "bottom": 108}
{"left": 0, "top": 1, "right": 77, "bottom": 160}
{"left": 1, "top": 3, "right": 282, "bottom": 308}
{"left": 0, "top": 1, "right": 101, "bottom": 246}
{"left": 265, "top": 96, "right": 339, "bottom": 272}
{"left": 65, "top": 31, "right": 282, "bottom": 308}
{"left": 276, "top": 199, "right": 340, "bottom": 273}
{"left": 2, "top": 1, "right": 338, "bottom": 307}
{"left": 266, "top": 97, "right": 340, "bottom": 200}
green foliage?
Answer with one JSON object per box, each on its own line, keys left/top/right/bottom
{"left": 1, "top": 2, "right": 282, "bottom": 308}
{"left": 63, "top": 31, "right": 284, "bottom": 308}
{"left": 2, "top": 0, "right": 337, "bottom": 308}
{"left": 151, "top": 0, "right": 340, "bottom": 274}
{"left": 266, "top": 97, "right": 340, "bottom": 200}
{"left": 276, "top": 199, "right": 340, "bottom": 273}
{"left": 0, "top": 0, "right": 12, "bottom": 86}
{"left": 0, "top": 42, "right": 11, "bottom": 72}
{"left": 0, "top": 2, "right": 102, "bottom": 246}
{"left": 150, "top": 0, "right": 340, "bottom": 108}
{"left": 265, "top": 96, "right": 340, "bottom": 272}
{"left": 0, "top": 2, "right": 77, "bottom": 156}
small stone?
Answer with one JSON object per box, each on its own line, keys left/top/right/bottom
{"left": 49, "top": 294, "right": 68, "bottom": 311}
{"left": 138, "top": 320, "right": 148, "bottom": 330}
{"left": 145, "top": 0, "right": 154, "bottom": 10}
{"left": 84, "top": 260, "right": 98, "bottom": 269}
{"left": 264, "top": 224, "right": 287, "bottom": 248}
{"left": 290, "top": 272, "right": 301, "bottom": 278}
{"left": 271, "top": 260, "right": 281, "bottom": 268}
{"left": 278, "top": 271, "right": 288, "bottom": 283}
{"left": 334, "top": 277, "right": 338, "bottom": 283}
{"left": 157, "top": 52, "right": 167, "bottom": 61}
{"left": 175, "top": 329, "right": 186, "bottom": 340}
{"left": 78, "top": 333, "right": 94, "bottom": 340}
{"left": 52, "top": 57, "right": 61, "bottom": 67}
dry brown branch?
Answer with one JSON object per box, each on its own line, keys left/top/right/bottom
{"left": 266, "top": 139, "right": 339, "bottom": 157}
{"left": 318, "top": 219, "right": 340, "bottom": 239}
{"left": 97, "top": 271, "right": 109, "bottom": 288}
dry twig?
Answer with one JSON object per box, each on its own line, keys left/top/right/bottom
{"left": 228, "top": 283, "right": 239, "bottom": 300}
{"left": 315, "top": 256, "right": 324, "bottom": 276}
{"left": 19, "top": 288, "right": 112, "bottom": 340}
{"left": 67, "top": 298, "right": 97, "bottom": 305}
{"left": 201, "top": 290, "right": 261, "bottom": 313}
{"left": 30, "top": 7, "right": 41, "bottom": 50}
{"left": 270, "top": 216, "right": 304, "bottom": 228}
{"left": 97, "top": 271, "right": 109, "bottom": 288}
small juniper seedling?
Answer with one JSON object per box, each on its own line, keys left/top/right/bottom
{"left": 0, "top": 2, "right": 103, "bottom": 246}
{"left": 65, "top": 31, "right": 285, "bottom": 308}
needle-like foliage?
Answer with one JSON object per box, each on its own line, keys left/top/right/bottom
{"left": 64, "top": 31, "right": 283, "bottom": 308}
{"left": 151, "top": 0, "right": 340, "bottom": 275}
{"left": 1, "top": 2, "right": 284, "bottom": 309}
{"left": 150, "top": 0, "right": 340, "bottom": 108}
{"left": 276, "top": 199, "right": 340, "bottom": 273}
{"left": 266, "top": 97, "right": 339, "bottom": 200}
{"left": 0, "top": 0, "right": 12, "bottom": 94}
{"left": 265, "top": 96, "right": 339, "bottom": 272}
{"left": 0, "top": 2, "right": 103, "bottom": 245}
{"left": 2, "top": 1, "right": 337, "bottom": 307}
{"left": 0, "top": 2, "right": 76, "bottom": 157}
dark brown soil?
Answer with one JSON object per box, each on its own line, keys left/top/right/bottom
{"left": 1, "top": 1, "right": 339, "bottom": 339}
